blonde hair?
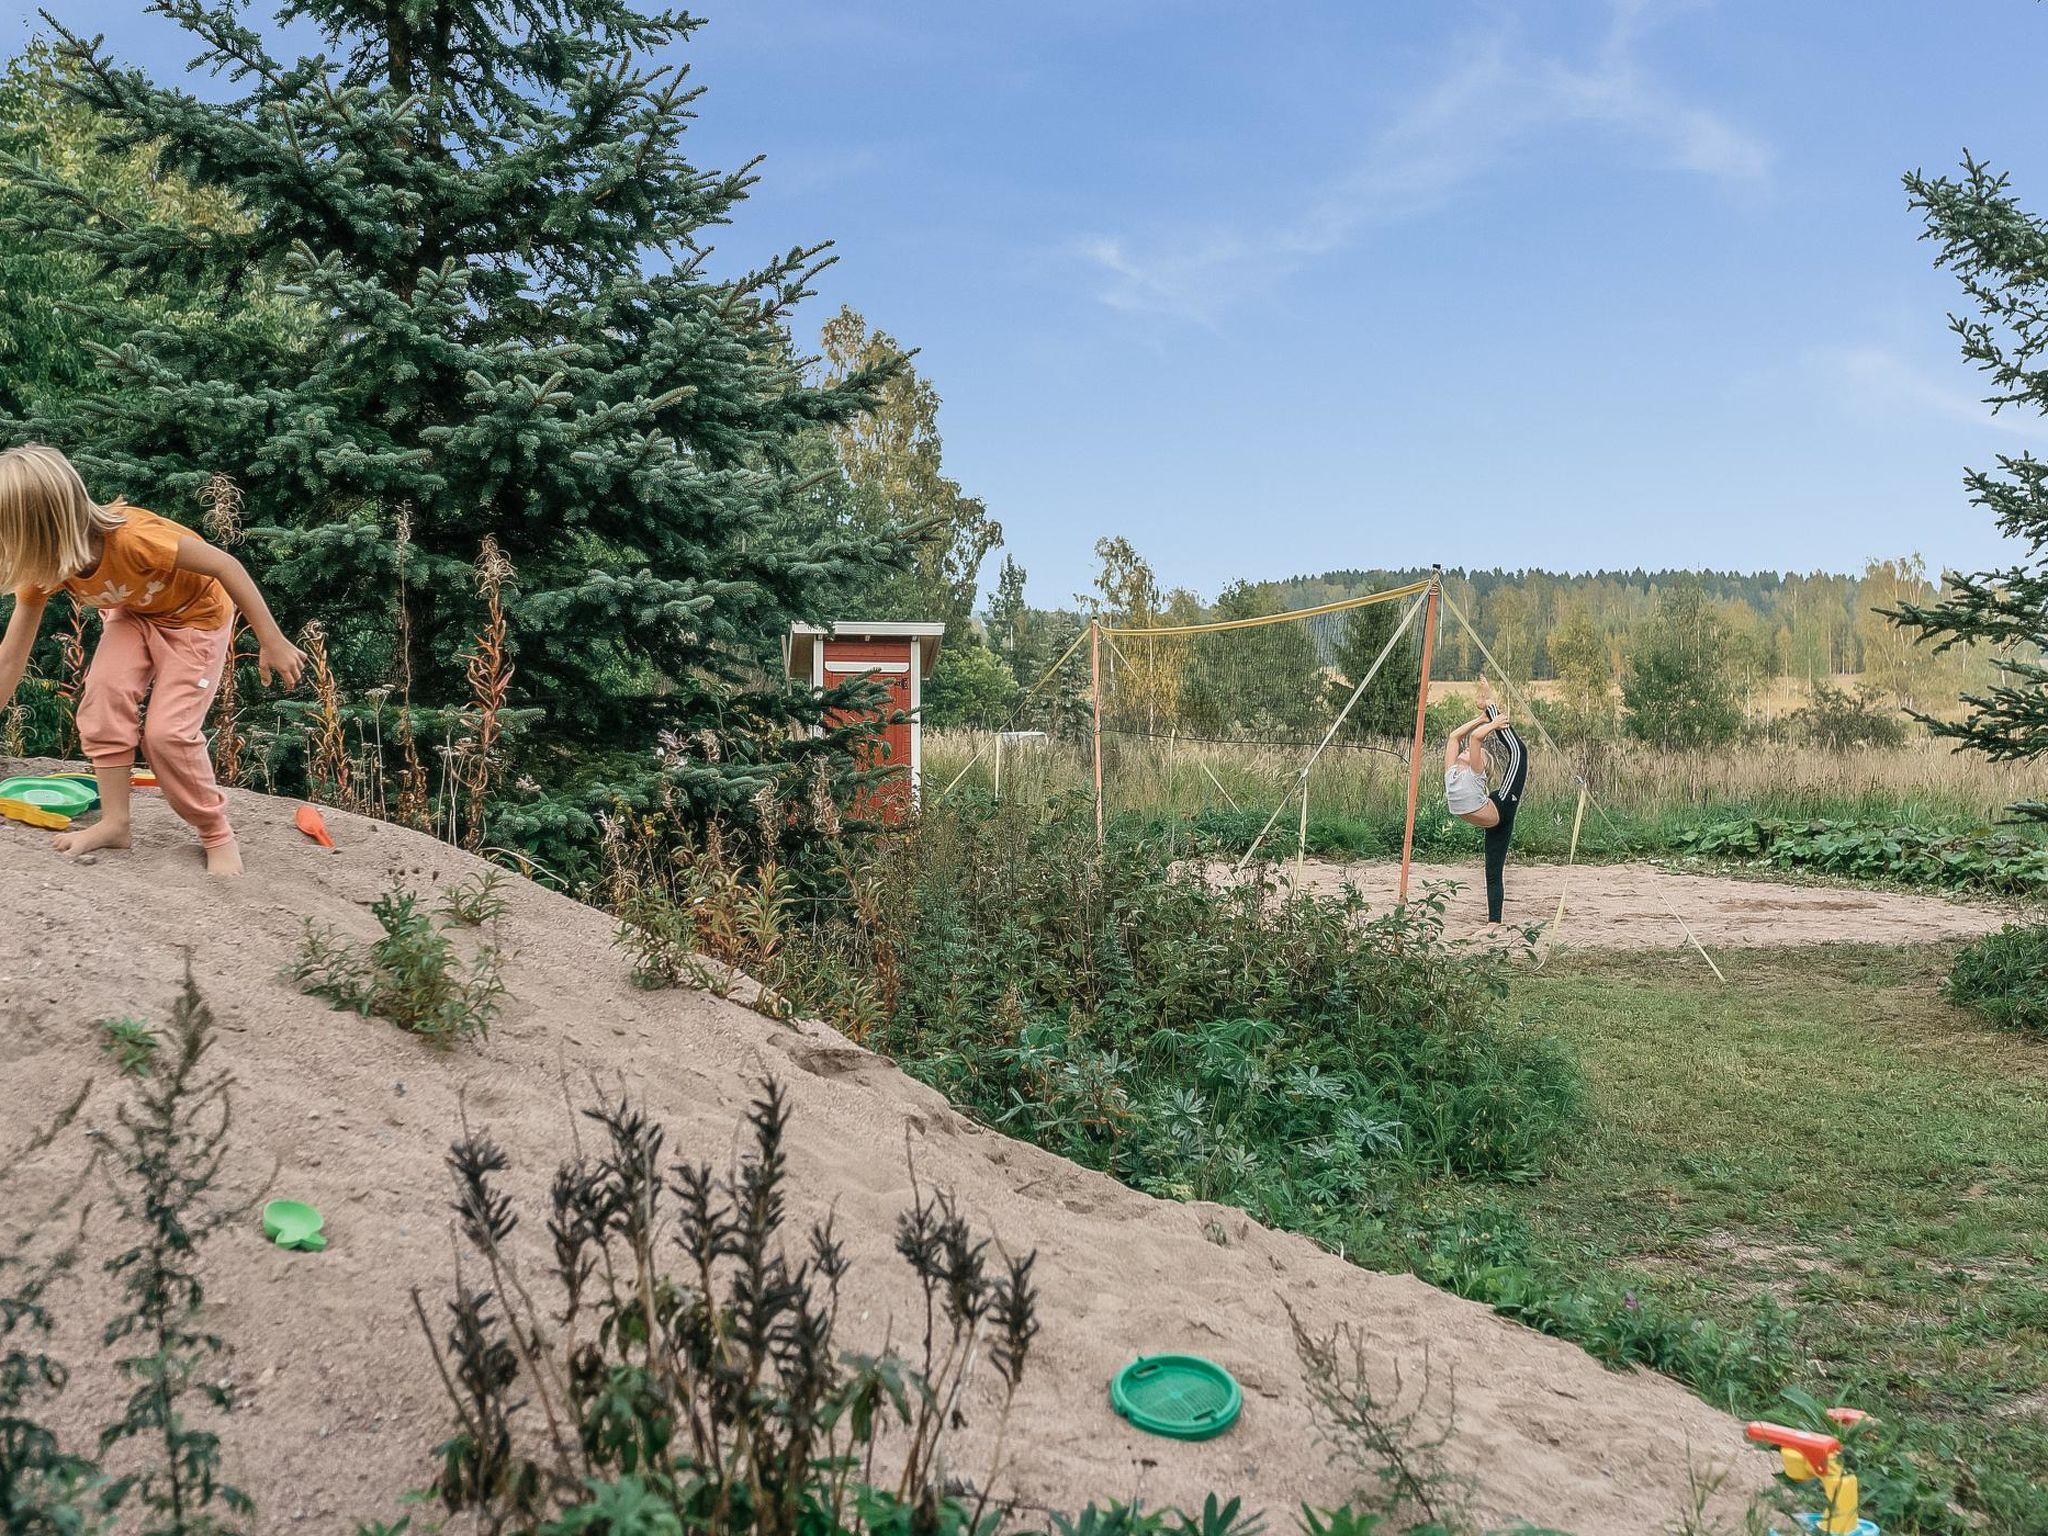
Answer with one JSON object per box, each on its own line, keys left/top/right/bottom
{"left": 0, "top": 445, "right": 127, "bottom": 591}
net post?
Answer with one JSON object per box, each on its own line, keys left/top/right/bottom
{"left": 1090, "top": 619, "right": 1104, "bottom": 846}
{"left": 994, "top": 729, "right": 1004, "bottom": 804}
{"left": 1398, "top": 568, "right": 1442, "bottom": 905}
{"left": 1296, "top": 771, "right": 1310, "bottom": 881}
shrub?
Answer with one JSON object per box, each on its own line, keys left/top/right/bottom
{"left": 848, "top": 798, "right": 1580, "bottom": 1240}
{"left": 1946, "top": 923, "right": 2048, "bottom": 1035}
{"left": 295, "top": 886, "right": 505, "bottom": 1044}
{"left": 1785, "top": 681, "right": 1908, "bottom": 751}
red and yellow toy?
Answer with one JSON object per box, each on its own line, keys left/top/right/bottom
{"left": 1746, "top": 1409, "right": 1876, "bottom": 1536}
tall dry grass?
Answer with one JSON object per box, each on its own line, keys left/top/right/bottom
{"left": 926, "top": 727, "right": 2039, "bottom": 861}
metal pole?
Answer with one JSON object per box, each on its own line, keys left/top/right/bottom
{"left": 1398, "top": 569, "right": 1442, "bottom": 906}
{"left": 994, "top": 730, "right": 1003, "bottom": 804}
{"left": 1090, "top": 620, "right": 1104, "bottom": 845}
{"left": 1296, "top": 771, "right": 1309, "bottom": 882}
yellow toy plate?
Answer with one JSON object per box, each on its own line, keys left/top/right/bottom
{"left": 0, "top": 797, "right": 71, "bottom": 830}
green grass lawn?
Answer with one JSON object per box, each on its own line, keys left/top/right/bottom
{"left": 1419, "top": 946, "right": 2048, "bottom": 1532}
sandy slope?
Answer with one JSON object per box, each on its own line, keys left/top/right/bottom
{"left": 2, "top": 777, "right": 1768, "bottom": 1533}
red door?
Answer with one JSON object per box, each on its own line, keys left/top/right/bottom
{"left": 822, "top": 638, "right": 913, "bottom": 823}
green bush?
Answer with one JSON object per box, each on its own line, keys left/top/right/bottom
{"left": 1946, "top": 923, "right": 2048, "bottom": 1035}
{"left": 865, "top": 797, "right": 1581, "bottom": 1239}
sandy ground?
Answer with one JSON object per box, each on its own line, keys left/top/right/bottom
{"left": 1248, "top": 857, "right": 2015, "bottom": 952}
{"left": 0, "top": 775, "right": 1771, "bottom": 1533}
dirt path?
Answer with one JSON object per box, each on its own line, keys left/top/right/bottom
{"left": 1252, "top": 858, "right": 2016, "bottom": 951}
{"left": 0, "top": 782, "right": 1770, "bottom": 1533}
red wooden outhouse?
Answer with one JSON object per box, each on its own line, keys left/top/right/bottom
{"left": 787, "top": 621, "right": 945, "bottom": 821}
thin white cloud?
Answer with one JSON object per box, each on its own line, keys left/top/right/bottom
{"left": 1808, "top": 343, "right": 2048, "bottom": 440}
{"left": 1075, "top": 1, "right": 1771, "bottom": 322}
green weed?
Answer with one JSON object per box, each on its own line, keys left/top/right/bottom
{"left": 295, "top": 887, "right": 505, "bottom": 1045}
{"left": 1946, "top": 922, "right": 2048, "bottom": 1035}
{"left": 439, "top": 868, "right": 509, "bottom": 927}
{"left": 96, "top": 1016, "right": 159, "bottom": 1077}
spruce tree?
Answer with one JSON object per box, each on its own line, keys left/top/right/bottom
{"left": 1892, "top": 154, "right": 2048, "bottom": 819}
{"left": 5, "top": 2, "right": 908, "bottom": 863}
{"left": 1331, "top": 600, "right": 1422, "bottom": 739}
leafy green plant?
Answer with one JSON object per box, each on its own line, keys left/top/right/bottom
{"left": 837, "top": 797, "right": 1578, "bottom": 1240}
{"left": 1675, "top": 815, "right": 2048, "bottom": 896}
{"left": 97, "top": 1016, "right": 160, "bottom": 1078}
{"left": 295, "top": 887, "right": 505, "bottom": 1045}
{"left": 440, "top": 869, "right": 509, "bottom": 928}
{"left": 1945, "top": 922, "right": 2048, "bottom": 1036}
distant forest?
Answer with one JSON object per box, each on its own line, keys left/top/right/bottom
{"left": 1265, "top": 559, "right": 1969, "bottom": 692}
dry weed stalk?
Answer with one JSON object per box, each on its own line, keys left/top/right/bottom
{"left": 391, "top": 503, "right": 432, "bottom": 831}
{"left": 209, "top": 617, "right": 250, "bottom": 787}
{"left": 196, "top": 472, "right": 245, "bottom": 545}
{"left": 458, "top": 537, "right": 515, "bottom": 849}
{"left": 55, "top": 600, "right": 89, "bottom": 754}
{"left": 1288, "top": 1304, "right": 1473, "bottom": 1531}
{"left": 300, "top": 621, "right": 355, "bottom": 810}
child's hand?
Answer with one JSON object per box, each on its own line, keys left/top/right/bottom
{"left": 260, "top": 636, "right": 309, "bottom": 689}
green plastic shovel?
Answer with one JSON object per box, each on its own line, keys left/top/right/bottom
{"left": 262, "top": 1199, "right": 327, "bottom": 1253}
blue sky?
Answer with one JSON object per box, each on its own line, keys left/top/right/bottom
{"left": 5, "top": 0, "right": 2047, "bottom": 606}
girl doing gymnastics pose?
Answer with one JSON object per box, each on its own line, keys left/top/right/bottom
{"left": 1442, "top": 683, "right": 1528, "bottom": 924}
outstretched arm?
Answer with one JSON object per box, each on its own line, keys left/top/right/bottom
{"left": 0, "top": 589, "right": 49, "bottom": 710}
{"left": 174, "top": 540, "right": 308, "bottom": 688}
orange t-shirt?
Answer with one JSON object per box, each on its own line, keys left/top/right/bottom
{"left": 59, "top": 505, "right": 231, "bottom": 631}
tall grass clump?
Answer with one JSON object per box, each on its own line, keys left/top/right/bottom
{"left": 1946, "top": 923, "right": 2048, "bottom": 1036}
{"left": 865, "top": 796, "right": 1580, "bottom": 1239}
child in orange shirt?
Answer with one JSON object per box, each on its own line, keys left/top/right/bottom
{"left": 0, "top": 445, "right": 307, "bottom": 876}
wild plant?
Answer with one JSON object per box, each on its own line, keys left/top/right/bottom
{"left": 409, "top": 1077, "right": 1041, "bottom": 1535}
{"left": 295, "top": 886, "right": 505, "bottom": 1045}
{"left": 459, "top": 539, "right": 515, "bottom": 850}
{"left": 300, "top": 622, "right": 356, "bottom": 813}
{"left": 97, "top": 966, "right": 255, "bottom": 1535}
{"left": 97, "top": 1016, "right": 160, "bottom": 1078}
{"left": 54, "top": 600, "right": 88, "bottom": 756}
{"left": 442, "top": 869, "right": 510, "bottom": 929}
{"left": 0, "top": 1082, "right": 99, "bottom": 1532}
{"left": 207, "top": 619, "right": 250, "bottom": 789}
{"left": 1288, "top": 1307, "right": 1472, "bottom": 1535}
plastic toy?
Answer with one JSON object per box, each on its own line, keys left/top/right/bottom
{"left": 1747, "top": 1410, "right": 1877, "bottom": 1536}
{"left": 0, "top": 797, "right": 70, "bottom": 830}
{"left": 1108, "top": 1354, "right": 1242, "bottom": 1441}
{"left": 262, "top": 1199, "right": 327, "bottom": 1252}
{"left": 0, "top": 776, "right": 99, "bottom": 815}
{"left": 51, "top": 767, "right": 156, "bottom": 790}
{"left": 296, "top": 804, "right": 336, "bottom": 848}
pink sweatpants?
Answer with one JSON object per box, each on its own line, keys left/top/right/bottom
{"left": 76, "top": 610, "right": 234, "bottom": 849}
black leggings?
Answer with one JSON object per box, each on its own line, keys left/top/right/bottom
{"left": 1482, "top": 724, "right": 1527, "bottom": 923}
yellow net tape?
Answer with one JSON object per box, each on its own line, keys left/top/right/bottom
{"left": 1101, "top": 579, "right": 1431, "bottom": 638}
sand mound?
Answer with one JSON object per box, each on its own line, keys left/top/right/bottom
{"left": 1248, "top": 857, "right": 2012, "bottom": 951}
{"left": 3, "top": 776, "right": 1765, "bottom": 1533}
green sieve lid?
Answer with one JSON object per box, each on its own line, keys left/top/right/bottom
{"left": 1109, "top": 1354, "right": 1242, "bottom": 1441}
{"left": 0, "top": 776, "right": 98, "bottom": 814}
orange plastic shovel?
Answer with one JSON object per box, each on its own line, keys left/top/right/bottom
{"left": 295, "top": 804, "right": 336, "bottom": 849}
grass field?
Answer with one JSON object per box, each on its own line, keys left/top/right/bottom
{"left": 1404, "top": 946, "right": 2048, "bottom": 1531}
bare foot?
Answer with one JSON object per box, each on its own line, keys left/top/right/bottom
{"left": 205, "top": 838, "right": 245, "bottom": 878}
{"left": 54, "top": 819, "right": 131, "bottom": 856}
